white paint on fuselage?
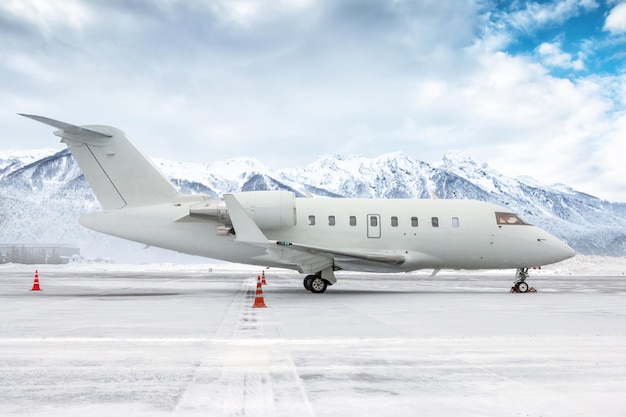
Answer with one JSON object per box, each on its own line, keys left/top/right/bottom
{"left": 79, "top": 196, "right": 574, "bottom": 273}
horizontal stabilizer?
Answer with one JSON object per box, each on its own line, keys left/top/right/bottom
{"left": 19, "top": 114, "right": 112, "bottom": 143}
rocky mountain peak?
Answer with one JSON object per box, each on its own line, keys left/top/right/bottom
{"left": 1, "top": 148, "right": 625, "bottom": 261}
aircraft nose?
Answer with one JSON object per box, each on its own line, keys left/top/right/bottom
{"left": 542, "top": 236, "right": 576, "bottom": 263}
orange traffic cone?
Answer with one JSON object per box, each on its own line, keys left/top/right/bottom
{"left": 31, "top": 270, "right": 41, "bottom": 291}
{"left": 261, "top": 270, "right": 267, "bottom": 285}
{"left": 252, "top": 275, "right": 267, "bottom": 308}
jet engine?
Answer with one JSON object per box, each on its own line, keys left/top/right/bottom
{"left": 190, "top": 191, "right": 297, "bottom": 231}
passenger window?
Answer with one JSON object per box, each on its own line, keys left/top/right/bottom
{"left": 431, "top": 217, "right": 439, "bottom": 227}
{"left": 349, "top": 216, "right": 357, "bottom": 226}
{"left": 391, "top": 216, "right": 398, "bottom": 227}
{"left": 328, "top": 215, "right": 335, "bottom": 226}
{"left": 370, "top": 216, "right": 378, "bottom": 227}
{"left": 308, "top": 215, "right": 315, "bottom": 226}
{"left": 452, "top": 217, "right": 459, "bottom": 228}
{"left": 411, "top": 217, "right": 418, "bottom": 227}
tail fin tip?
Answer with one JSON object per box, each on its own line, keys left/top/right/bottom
{"left": 19, "top": 114, "right": 113, "bottom": 143}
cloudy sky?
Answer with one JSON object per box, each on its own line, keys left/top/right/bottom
{"left": 1, "top": 0, "right": 625, "bottom": 201}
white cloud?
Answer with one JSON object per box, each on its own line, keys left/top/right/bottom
{"left": 1, "top": 0, "right": 625, "bottom": 201}
{"left": 395, "top": 42, "right": 618, "bottom": 198}
{"left": 604, "top": 1, "right": 626, "bottom": 34}
{"left": 505, "top": 0, "right": 599, "bottom": 32}
{"left": 3, "top": 53, "right": 58, "bottom": 82}
{"left": 536, "top": 42, "right": 585, "bottom": 70}
{"left": 595, "top": 105, "right": 626, "bottom": 200}
{"left": 0, "top": 0, "right": 92, "bottom": 33}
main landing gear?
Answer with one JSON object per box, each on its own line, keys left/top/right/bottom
{"left": 511, "top": 267, "right": 537, "bottom": 293}
{"left": 303, "top": 274, "right": 331, "bottom": 293}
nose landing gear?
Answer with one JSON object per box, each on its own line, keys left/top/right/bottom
{"left": 510, "top": 267, "right": 537, "bottom": 293}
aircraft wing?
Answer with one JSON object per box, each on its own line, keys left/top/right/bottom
{"left": 223, "top": 194, "right": 406, "bottom": 274}
{"left": 274, "top": 241, "right": 405, "bottom": 265}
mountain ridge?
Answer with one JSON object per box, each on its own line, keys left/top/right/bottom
{"left": 1, "top": 148, "right": 625, "bottom": 262}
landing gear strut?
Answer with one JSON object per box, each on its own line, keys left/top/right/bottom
{"left": 303, "top": 274, "right": 329, "bottom": 293}
{"left": 511, "top": 267, "right": 536, "bottom": 293}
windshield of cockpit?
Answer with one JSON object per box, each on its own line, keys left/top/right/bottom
{"left": 495, "top": 212, "right": 532, "bottom": 225}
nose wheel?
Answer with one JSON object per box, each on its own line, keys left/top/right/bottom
{"left": 511, "top": 267, "right": 536, "bottom": 293}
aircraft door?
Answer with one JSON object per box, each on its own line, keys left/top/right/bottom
{"left": 367, "top": 214, "right": 381, "bottom": 238}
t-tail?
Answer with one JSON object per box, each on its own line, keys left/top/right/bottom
{"left": 20, "top": 114, "right": 181, "bottom": 209}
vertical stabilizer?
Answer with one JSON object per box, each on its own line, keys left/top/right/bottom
{"left": 20, "top": 114, "right": 180, "bottom": 209}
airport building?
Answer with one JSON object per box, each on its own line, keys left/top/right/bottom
{"left": 0, "top": 244, "right": 80, "bottom": 264}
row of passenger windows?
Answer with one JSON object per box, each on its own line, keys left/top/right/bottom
{"left": 308, "top": 215, "right": 460, "bottom": 228}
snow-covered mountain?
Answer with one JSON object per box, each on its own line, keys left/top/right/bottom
{"left": 1, "top": 148, "right": 625, "bottom": 262}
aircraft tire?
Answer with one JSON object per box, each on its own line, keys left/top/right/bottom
{"left": 515, "top": 281, "right": 529, "bottom": 293}
{"left": 303, "top": 275, "right": 314, "bottom": 291}
{"left": 309, "top": 277, "right": 328, "bottom": 293}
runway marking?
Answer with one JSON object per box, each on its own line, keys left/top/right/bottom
{"left": 173, "top": 275, "right": 316, "bottom": 417}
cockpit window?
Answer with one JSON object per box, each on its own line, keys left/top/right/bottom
{"left": 495, "top": 212, "right": 531, "bottom": 225}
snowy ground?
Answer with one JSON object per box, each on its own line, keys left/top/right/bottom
{"left": 1, "top": 255, "right": 625, "bottom": 416}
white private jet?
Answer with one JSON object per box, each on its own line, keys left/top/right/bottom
{"left": 21, "top": 114, "right": 575, "bottom": 293}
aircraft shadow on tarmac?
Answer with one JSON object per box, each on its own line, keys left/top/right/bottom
{"left": 260, "top": 287, "right": 515, "bottom": 296}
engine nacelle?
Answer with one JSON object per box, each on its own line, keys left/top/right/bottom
{"left": 232, "top": 191, "right": 296, "bottom": 229}
{"left": 190, "top": 191, "right": 296, "bottom": 230}
{"left": 189, "top": 199, "right": 229, "bottom": 222}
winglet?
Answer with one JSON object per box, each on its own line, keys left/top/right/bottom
{"left": 223, "top": 194, "right": 269, "bottom": 244}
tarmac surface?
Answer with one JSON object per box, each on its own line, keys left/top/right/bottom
{"left": 1, "top": 264, "right": 625, "bottom": 416}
